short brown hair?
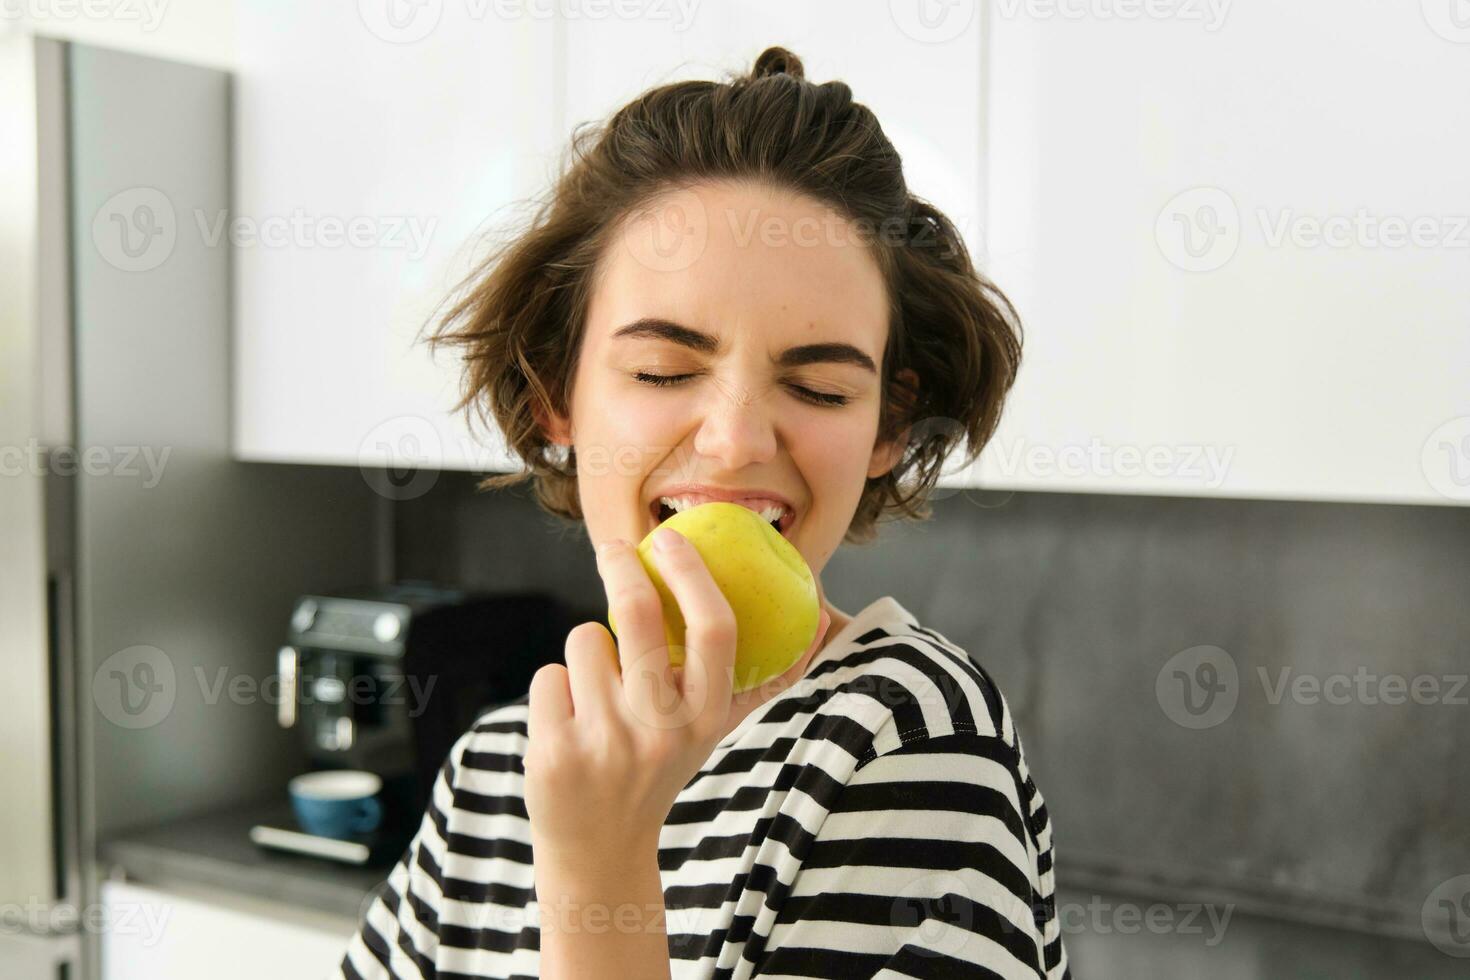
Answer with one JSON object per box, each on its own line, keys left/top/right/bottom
{"left": 421, "top": 45, "right": 1023, "bottom": 545}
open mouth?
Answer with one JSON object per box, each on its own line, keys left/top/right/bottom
{"left": 649, "top": 498, "right": 797, "bottom": 540}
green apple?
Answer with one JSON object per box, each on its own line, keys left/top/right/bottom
{"left": 607, "top": 501, "right": 819, "bottom": 693}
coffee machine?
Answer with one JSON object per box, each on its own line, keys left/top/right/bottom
{"left": 250, "top": 581, "right": 586, "bottom": 866}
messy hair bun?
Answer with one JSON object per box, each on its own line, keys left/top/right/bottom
{"left": 425, "top": 45, "right": 1024, "bottom": 546}
{"left": 750, "top": 45, "right": 804, "bottom": 81}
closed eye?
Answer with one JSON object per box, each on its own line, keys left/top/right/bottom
{"left": 632, "top": 372, "right": 850, "bottom": 407}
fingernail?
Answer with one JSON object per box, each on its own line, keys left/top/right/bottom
{"left": 652, "top": 528, "right": 681, "bottom": 553}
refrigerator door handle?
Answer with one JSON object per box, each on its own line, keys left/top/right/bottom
{"left": 277, "top": 645, "right": 298, "bottom": 729}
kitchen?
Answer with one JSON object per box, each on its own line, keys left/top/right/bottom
{"left": 2, "top": 2, "right": 1468, "bottom": 978}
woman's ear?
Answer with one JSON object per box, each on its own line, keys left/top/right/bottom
{"left": 532, "top": 399, "right": 573, "bottom": 446}
{"left": 867, "top": 368, "right": 919, "bottom": 479}
{"left": 867, "top": 436, "right": 905, "bottom": 480}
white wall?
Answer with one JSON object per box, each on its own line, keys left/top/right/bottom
{"left": 5, "top": 0, "right": 235, "bottom": 69}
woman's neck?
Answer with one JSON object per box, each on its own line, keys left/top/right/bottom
{"left": 716, "top": 597, "right": 851, "bottom": 742}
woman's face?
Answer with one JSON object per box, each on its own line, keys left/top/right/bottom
{"left": 539, "top": 179, "right": 914, "bottom": 587}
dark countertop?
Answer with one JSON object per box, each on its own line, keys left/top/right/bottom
{"left": 98, "top": 796, "right": 390, "bottom": 921}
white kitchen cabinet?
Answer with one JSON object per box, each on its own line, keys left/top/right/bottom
{"left": 100, "top": 879, "right": 356, "bottom": 980}
{"left": 232, "top": 2, "right": 1469, "bottom": 506}
{"left": 230, "top": 1, "right": 983, "bottom": 477}
{"left": 970, "top": 0, "right": 1470, "bottom": 505}
{"left": 231, "top": 0, "right": 557, "bottom": 472}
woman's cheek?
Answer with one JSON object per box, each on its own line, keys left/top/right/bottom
{"left": 801, "top": 413, "right": 867, "bottom": 464}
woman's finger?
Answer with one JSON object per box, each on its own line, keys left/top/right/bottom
{"left": 526, "top": 662, "right": 574, "bottom": 764}
{"left": 594, "top": 538, "right": 681, "bottom": 728}
{"left": 562, "top": 622, "right": 623, "bottom": 729}
{"left": 645, "top": 527, "right": 737, "bottom": 738}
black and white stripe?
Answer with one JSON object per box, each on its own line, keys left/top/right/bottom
{"left": 338, "top": 595, "right": 1071, "bottom": 979}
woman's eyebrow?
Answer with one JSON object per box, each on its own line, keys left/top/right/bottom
{"left": 611, "top": 317, "right": 877, "bottom": 373}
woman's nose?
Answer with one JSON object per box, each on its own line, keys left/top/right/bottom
{"left": 692, "top": 378, "right": 778, "bottom": 470}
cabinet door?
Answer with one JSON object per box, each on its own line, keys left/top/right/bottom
{"left": 970, "top": 0, "right": 1470, "bottom": 504}
{"left": 231, "top": 2, "right": 985, "bottom": 474}
{"left": 100, "top": 880, "right": 355, "bottom": 980}
{"left": 232, "top": 1, "right": 559, "bottom": 472}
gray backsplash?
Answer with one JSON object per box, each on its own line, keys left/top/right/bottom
{"left": 395, "top": 474, "right": 1470, "bottom": 942}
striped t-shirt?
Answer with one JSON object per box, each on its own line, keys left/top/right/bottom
{"left": 338, "top": 595, "right": 1071, "bottom": 979}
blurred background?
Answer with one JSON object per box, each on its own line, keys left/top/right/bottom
{"left": 2, "top": 2, "right": 1468, "bottom": 977}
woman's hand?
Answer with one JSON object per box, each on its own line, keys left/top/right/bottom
{"left": 522, "top": 527, "right": 828, "bottom": 868}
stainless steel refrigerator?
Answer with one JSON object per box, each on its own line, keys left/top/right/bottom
{"left": 1, "top": 33, "right": 379, "bottom": 979}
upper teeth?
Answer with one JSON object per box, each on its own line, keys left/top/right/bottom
{"left": 660, "top": 495, "right": 791, "bottom": 527}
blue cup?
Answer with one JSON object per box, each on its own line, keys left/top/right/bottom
{"left": 289, "top": 770, "right": 383, "bottom": 839}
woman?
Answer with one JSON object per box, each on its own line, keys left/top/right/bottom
{"left": 339, "top": 46, "right": 1070, "bottom": 980}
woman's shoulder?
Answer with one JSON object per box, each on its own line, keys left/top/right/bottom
{"left": 470, "top": 692, "right": 532, "bottom": 733}
{"left": 430, "top": 694, "right": 533, "bottom": 791}
{"left": 807, "top": 596, "right": 1020, "bottom": 754}
{"left": 804, "top": 598, "right": 1059, "bottom": 871}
